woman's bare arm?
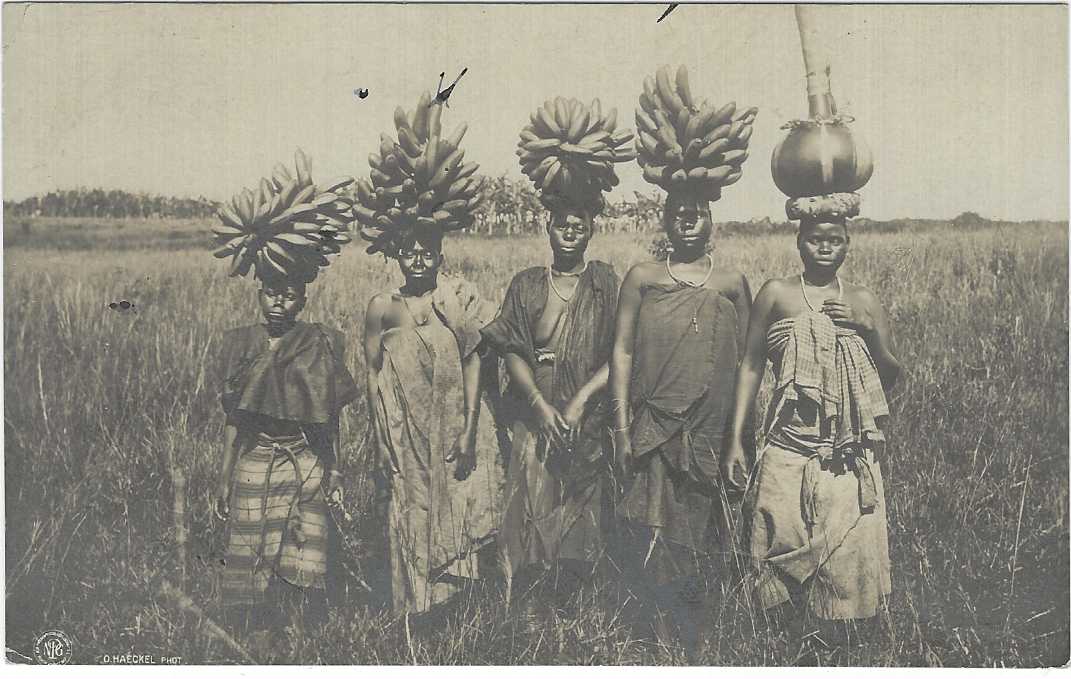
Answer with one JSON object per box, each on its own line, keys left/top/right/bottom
{"left": 572, "top": 362, "right": 609, "bottom": 408}
{"left": 450, "top": 347, "right": 483, "bottom": 468}
{"left": 462, "top": 349, "right": 482, "bottom": 431}
{"left": 724, "top": 280, "right": 778, "bottom": 484}
{"left": 858, "top": 288, "right": 901, "bottom": 391}
{"left": 363, "top": 293, "right": 397, "bottom": 491}
{"left": 730, "top": 271, "right": 753, "bottom": 359}
{"left": 609, "top": 265, "right": 644, "bottom": 452}
{"left": 325, "top": 413, "right": 340, "bottom": 470}
{"left": 363, "top": 294, "right": 388, "bottom": 404}
{"left": 215, "top": 415, "right": 241, "bottom": 518}
{"left": 503, "top": 352, "right": 540, "bottom": 406}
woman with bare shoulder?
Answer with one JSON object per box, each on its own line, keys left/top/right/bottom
{"left": 610, "top": 65, "right": 759, "bottom": 656}
{"left": 356, "top": 96, "right": 504, "bottom": 621}
{"left": 482, "top": 97, "right": 632, "bottom": 621}
{"left": 609, "top": 190, "right": 751, "bottom": 656}
{"left": 725, "top": 214, "right": 900, "bottom": 634}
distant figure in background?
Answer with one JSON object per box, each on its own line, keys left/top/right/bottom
{"left": 481, "top": 188, "right": 620, "bottom": 621}
{"left": 724, "top": 215, "right": 900, "bottom": 638}
{"left": 609, "top": 190, "right": 752, "bottom": 658}
{"left": 214, "top": 274, "right": 359, "bottom": 648}
{"left": 362, "top": 228, "right": 504, "bottom": 620}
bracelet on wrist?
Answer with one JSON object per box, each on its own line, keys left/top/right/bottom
{"left": 529, "top": 392, "right": 544, "bottom": 407}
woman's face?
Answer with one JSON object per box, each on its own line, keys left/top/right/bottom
{"left": 663, "top": 196, "right": 713, "bottom": 250}
{"left": 396, "top": 235, "right": 444, "bottom": 280}
{"left": 546, "top": 209, "right": 593, "bottom": 258}
{"left": 797, "top": 220, "right": 849, "bottom": 272}
{"left": 258, "top": 282, "right": 306, "bottom": 325}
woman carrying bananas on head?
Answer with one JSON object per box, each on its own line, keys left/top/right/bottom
{"left": 480, "top": 97, "right": 633, "bottom": 616}
{"left": 209, "top": 151, "right": 360, "bottom": 647}
{"left": 355, "top": 94, "right": 505, "bottom": 620}
{"left": 608, "top": 66, "right": 757, "bottom": 657}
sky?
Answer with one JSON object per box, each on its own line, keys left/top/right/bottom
{"left": 2, "top": 2, "right": 1067, "bottom": 221}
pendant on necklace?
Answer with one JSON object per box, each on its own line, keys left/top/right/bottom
{"left": 691, "top": 316, "right": 699, "bottom": 333}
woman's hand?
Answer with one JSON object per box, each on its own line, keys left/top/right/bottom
{"left": 821, "top": 299, "right": 875, "bottom": 334}
{"left": 533, "top": 396, "right": 570, "bottom": 448}
{"left": 323, "top": 470, "right": 344, "bottom": 507}
{"left": 446, "top": 428, "right": 478, "bottom": 480}
{"left": 720, "top": 439, "right": 749, "bottom": 493}
{"left": 560, "top": 396, "right": 587, "bottom": 447}
{"left": 214, "top": 483, "right": 230, "bottom": 521}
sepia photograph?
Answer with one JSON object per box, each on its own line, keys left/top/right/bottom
{"left": 3, "top": 0, "right": 1068, "bottom": 667}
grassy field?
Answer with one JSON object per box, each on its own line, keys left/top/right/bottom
{"left": 4, "top": 218, "right": 1069, "bottom": 666}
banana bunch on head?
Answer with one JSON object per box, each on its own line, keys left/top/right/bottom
{"left": 212, "top": 148, "right": 356, "bottom": 283}
{"left": 635, "top": 65, "right": 758, "bottom": 200}
{"left": 518, "top": 97, "right": 635, "bottom": 211}
{"left": 355, "top": 92, "right": 487, "bottom": 255}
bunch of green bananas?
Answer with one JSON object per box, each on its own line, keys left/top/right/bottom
{"left": 635, "top": 65, "right": 758, "bottom": 198}
{"left": 212, "top": 148, "right": 356, "bottom": 282}
{"left": 517, "top": 97, "right": 635, "bottom": 196}
{"left": 356, "top": 91, "right": 487, "bottom": 254}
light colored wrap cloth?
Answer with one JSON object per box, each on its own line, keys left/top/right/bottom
{"left": 370, "top": 276, "right": 507, "bottom": 615}
{"left": 744, "top": 311, "right": 892, "bottom": 619}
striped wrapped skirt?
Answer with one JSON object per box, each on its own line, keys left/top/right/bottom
{"left": 221, "top": 432, "right": 329, "bottom": 607}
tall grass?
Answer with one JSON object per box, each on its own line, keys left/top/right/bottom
{"left": 4, "top": 222, "right": 1068, "bottom": 665}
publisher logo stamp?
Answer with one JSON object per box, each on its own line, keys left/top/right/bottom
{"left": 33, "top": 630, "right": 73, "bottom": 665}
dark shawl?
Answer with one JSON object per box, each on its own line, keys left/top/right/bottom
{"left": 220, "top": 321, "right": 359, "bottom": 425}
{"left": 480, "top": 261, "right": 619, "bottom": 411}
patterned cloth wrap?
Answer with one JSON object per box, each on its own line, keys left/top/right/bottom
{"left": 764, "top": 311, "right": 889, "bottom": 525}
{"left": 222, "top": 432, "right": 329, "bottom": 606}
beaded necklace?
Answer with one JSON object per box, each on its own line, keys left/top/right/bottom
{"left": 800, "top": 273, "right": 843, "bottom": 311}
{"left": 665, "top": 253, "right": 714, "bottom": 333}
{"left": 547, "top": 261, "right": 587, "bottom": 302}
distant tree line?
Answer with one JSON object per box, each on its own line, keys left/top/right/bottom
{"left": 4, "top": 184, "right": 1033, "bottom": 239}
{"left": 4, "top": 188, "right": 218, "bottom": 219}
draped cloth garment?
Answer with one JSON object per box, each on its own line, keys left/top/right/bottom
{"left": 743, "top": 311, "right": 892, "bottom": 619}
{"left": 370, "top": 279, "right": 506, "bottom": 614}
{"left": 617, "top": 282, "right": 742, "bottom": 585}
{"left": 221, "top": 321, "right": 359, "bottom": 425}
{"left": 480, "top": 263, "right": 619, "bottom": 589}
{"left": 217, "top": 322, "right": 358, "bottom": 610}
